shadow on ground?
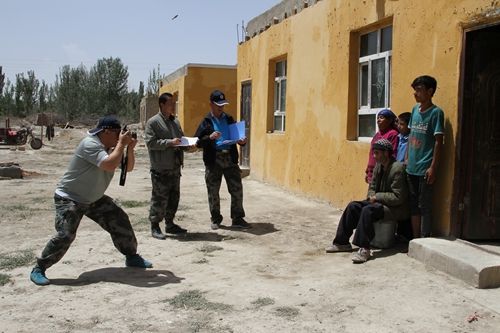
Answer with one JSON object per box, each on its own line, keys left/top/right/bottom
{"left": 167, "top": 232, "right": 225, "bottom": 242}
{"left": 219, "top": 222, "right": 279, "bottom": 236}
{"left": 371, "top": 241, "right": 409, "bottom": 260}
{"left": 164, "top": 223, "right": 279, "bottom": 241}
{"left": 49, "top": 268, "right": 183, "bottom": 287}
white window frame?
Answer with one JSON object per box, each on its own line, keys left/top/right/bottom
{"left": 358, "top": 28, "right": 392, "bottom": 141}
{"left": 273, "top": 60, "right": 287, "bottom": 132}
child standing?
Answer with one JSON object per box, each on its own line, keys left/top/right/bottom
{"left": 396, "top": 112, "right": 411, "bottom": 163}
{"left": 406, "top": 75, "right": 444, "bottom": 238}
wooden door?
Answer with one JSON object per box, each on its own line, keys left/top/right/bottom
{"left": 240, "top": 82, "right": 252, "bottom": 168}
{"left": 460, "top": 24, "right": 500, "bottom": 239}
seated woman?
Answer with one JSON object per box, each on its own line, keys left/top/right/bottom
{"left": 326, "top": 139, "right": 409, "bottom": 263}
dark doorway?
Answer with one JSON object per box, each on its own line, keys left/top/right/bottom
{"left": 240, "top": 82, "right": 252, "bottom": 168}
{"left": 458, "top": 24, "right": 500, "bottom": 239}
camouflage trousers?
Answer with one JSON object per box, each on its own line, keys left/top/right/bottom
{"left": 205, "top": 151, "right": 245, "bottom": 223}
{"left": 149, "top": 168, "right": 181, "bottom": 227}
{"left": 36, "top": 194, "right": 138, "bottom": 270}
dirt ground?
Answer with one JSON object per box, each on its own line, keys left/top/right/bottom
{"left": 1, "top": 127, "right": 500, "bottom": 333}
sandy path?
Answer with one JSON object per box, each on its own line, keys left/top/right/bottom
{"left": 1, "top": 128, "right": 499, "bottom": 333}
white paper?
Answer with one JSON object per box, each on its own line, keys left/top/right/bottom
{"left": 178, "top": 136, "right": 198, "bottom": 146}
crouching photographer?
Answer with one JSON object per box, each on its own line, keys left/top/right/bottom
{"left": 30, "top": 115, "right": 152, "bottom": 286}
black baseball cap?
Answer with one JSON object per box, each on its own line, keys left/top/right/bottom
{"left": 88, "top": 115, "right": 121, "bottom": 135}
{"left": 210, "top": 90, "right": 229, "bottom": 106}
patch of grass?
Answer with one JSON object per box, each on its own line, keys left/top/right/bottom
{"left": 0, "top": 250, "right": 35, "bottom": 270}
{"left": 188, "top": 316, "right": 234, "bottom": 333}
{"left": 1, "top": 204, "right": 41, "bottom": 219}
{"left": 131, "top": 217, "right": 150, "bottom": 231}
{"left": 188, "top": 315, "right": 211, "bottom": 333}
{"left": 20, "top": 211, "right": 36, "bottom": 219}
{"left": 133, "top": 217, "right": 149, "bottom": 225}
{"left": 27, "top": 196, "right": 49, "bottom": 203}
{"left": 274, "top": 306, "right": 300, "bottom": 319}
{"left": 0, "top": 273, "right": 11, "bottom": 286}
{"left": 251, "top": 297, "right": 275, "bottom": 308}
{"left": 199, "top": 244, "right": 223, "bottom": 253}
{"left": 165, "top": 290, "right": 232, "bottom": 311}
{"left": 1, "top": 204, "right": 30, "bottom": 212}
{"left": 119, "top": 200, "right": 149, "bottom": 208}
{"left": 192, "top": 258, "right": 209, "bottom": 264}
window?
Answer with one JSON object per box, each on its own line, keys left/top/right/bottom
{"left": 358, "top": 26, "right": 392, "bottom": 139}
{"left": 273, "top": 60, "right": 287, "bottom": 132}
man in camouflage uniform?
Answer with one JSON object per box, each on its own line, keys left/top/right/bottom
{"left": 145, "top": 92, "right": 191, "bottom": 239}
{"left": 30, "top": 115, "right": 152, "bottom": 286}
{"left": 195, "top": 90, "right": 251, "bottom": 230}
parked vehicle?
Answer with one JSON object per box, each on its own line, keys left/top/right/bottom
{"left": 0, "top": 119, "right": 43, "bottom": 149}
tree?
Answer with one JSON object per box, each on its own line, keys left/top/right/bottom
{"left": 54, "top": 65, "right": 88, "bottom": 120}
{"left": 22, "top": 70, "right": 39, "bottom": 115}
{"left": 13, "top": 71, "right": 39, "bottom": 117}
{"left": 88, "top": 57, "right": 129, "bottom": 116}
{"left": 47, "top": 85, "right": 56, "bottom": 114}
{"left": 0, "top": 79, "right": 15, "bottom": 116}
{"left": 138, "top": 81, "right": 144, "bottom": 101}
{"left": 14, "top": 74, "right": 24, "bottom": 117}
{"left": 121, "top": 90, "right": 140, "bottom": 122}
{"left": 146, "top": 67, "right": 161, "bottom": 96}
{"left": 38, "top": 80, "right": 49, "bottom": 113}
{"left": 0, "top": 66, "right": 5, "bottom": 96}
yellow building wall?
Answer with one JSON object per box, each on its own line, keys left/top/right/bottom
{"left": 237, "top": 0, "right": 500, "bottom": 236}
{"left": 159, "top": 76, "right": 186, "bottom": 129}
{"left": 159, "top": 66, "right": 237, "bottom": 137}
{"left": 183, "top": 67, "right": 237, "bottom": 136}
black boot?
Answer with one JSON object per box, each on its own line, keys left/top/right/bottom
{"left": 151, "top": 224, "right": 166, "bottom": 240}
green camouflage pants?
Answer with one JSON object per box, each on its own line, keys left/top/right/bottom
{"left": 36, "top": 194, "right": 138, "bottom": 270}
{"left": 149, "top": 168, "right": 181, "bottom": 227}
{"left": 205, "top": 152, "right": 245, "bottom": 223}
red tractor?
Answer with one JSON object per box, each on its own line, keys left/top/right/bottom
{"left": 0, "top": 119, "right": 43, "bottom": 150}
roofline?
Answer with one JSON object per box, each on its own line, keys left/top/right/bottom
{"left": 161, "top": 63, "right": 236, "bottom": 84}
{"left": 245, "top": 0, "right": 320, "bottom": 41}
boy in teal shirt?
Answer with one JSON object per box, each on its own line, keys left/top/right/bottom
{"left": 406, "top": 75, "right": 444, "bottom": 238}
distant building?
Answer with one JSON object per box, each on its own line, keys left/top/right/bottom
{"left": 158, "top": 63, "right": 237, "bottom": 136}
{"left": 139, "top": 95, "right": 158, "bottom": 129}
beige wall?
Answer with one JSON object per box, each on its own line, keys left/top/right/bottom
{"left": 159, "top": 65, "right": 237, "bottom": 136}
{"left": 139, "top": 95, "right": 158, "bottom": 129}
{"left": 237, "top": 0, "right": 500, "bottom": 236}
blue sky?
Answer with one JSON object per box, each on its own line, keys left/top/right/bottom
{"left": 0, "top": 0, "right": 280, "bottom": 91}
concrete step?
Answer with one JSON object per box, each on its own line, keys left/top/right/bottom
{"left": 408, "top": 238, "right": 500, "bottom": 289}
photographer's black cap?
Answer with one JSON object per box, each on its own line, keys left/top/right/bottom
{"left": 210, "top": 90, "right": 229, "bottom": 106}
{"left": 88, "top": 115, "right": 121, "bottom": 135}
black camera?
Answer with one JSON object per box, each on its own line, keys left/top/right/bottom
{"left": 122, "top": 125, "right": 137, "bottom": 139}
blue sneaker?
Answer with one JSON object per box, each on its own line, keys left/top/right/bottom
{"left": 30, "top": 267, "right": 50, "bottom": 286}
{"left": 125, "top": 254, "right": 153, "bottom": 268}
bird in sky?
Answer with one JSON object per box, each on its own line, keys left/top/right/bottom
{"left": 171, "top": 14, "right": 179, "bottom": 20}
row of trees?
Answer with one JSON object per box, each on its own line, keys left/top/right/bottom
{"left": 0, "top": 58, "right": 161, "bottom": 124}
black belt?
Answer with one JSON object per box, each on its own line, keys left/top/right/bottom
{"left": 216, "top": 150, "right": 230, "bottom": 154}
